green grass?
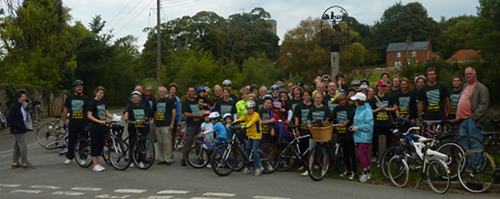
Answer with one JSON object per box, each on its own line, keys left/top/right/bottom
{"left": 108, "top": 105, "right": 127, "bottom": 110}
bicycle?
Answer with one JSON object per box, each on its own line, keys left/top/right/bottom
{"left": 35, "top": 116, "right": 68, "bottom": 150}
{"left": 457, "top": 117, "right": 500, "bottom": 165}
{"left": 125, "top": 120, "right": 155, "bottom": 170}
{"left": 187, "top": 135, "right": 215, "bottom": 169}
{"left": 387, "top": 125, "right": 451, "bottom": 194}
{"left": 0, "top": 104, "right": 8, "bottom": 130}
{"left": 31, "top": 97, "right": 43, "bottom": 124}
{"left": 458, "top": 149, "right": 499, "bottom": 193}
{"left": 210, "top": 126, "right": 279, "bottom": 176}
{"left": 275, "top": 125, "right": 311, "bottom": 171}
{"left": 307, "top": 124, "right": 347, "bottom": 181}
{"left": 174, "top": 121, "right": 186, "bottom": 151}
{"left": 74, "top": 121, "right": 129, "bottom": 170}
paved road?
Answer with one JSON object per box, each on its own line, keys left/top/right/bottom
{"left": 0, "top": 110, "right": 497, "bottom": 199}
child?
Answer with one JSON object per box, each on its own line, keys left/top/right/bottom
{"left": 271, "top": 101, "right": 288, "bottom": 142}
{"left": 197, "top": 86, "right": 210, "bottom": 112}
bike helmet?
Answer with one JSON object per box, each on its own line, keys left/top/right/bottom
{"left": 359, "top": 85, "right": 369, "bottom": 91}
{"left": 222, "top": 80, "right": 232, "bottom": 85}
{"left": 131, "top": 91, "right": 142, "bottom": 96}
{"left": 351, "top": 79, "right": 361, "bottom": 86}
{"left": 270, "top": 85, "right": 280, "bottom": 91}
{"left": 346, "top": 88, "right": 356, "bottom": 95}
{"left": 72, "top": 80, "right": 84, "bottom": 87}
{"left": 223, "top": 113, "right": 232, "bottom": 120}
{"left": 322, "top": 74, "right": 332, "bottom": 81}
{"left": 208, "top": 112, "right": 220, "bottom": 120}
{"left": 203, "top": 111, "right": 211, "bottom": 116}
{"left": 197, "top": 86, "right": 206, "bottom": 92}
{"left": 297, "top": 82, "right": 304, "bottom": 87}
{"left": 272, "top": 101, "right": 282, "bottom": 109}
{"left": 263, "top": 94, "right": 273, "bottom": 101}
{"left": 245, "top": 100, "right": 256, "bottom": 109}
{"left": 360, "top": 78, "right": 369, "bottom": 84}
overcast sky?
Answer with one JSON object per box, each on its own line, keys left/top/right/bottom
{"left": 64, "top": 0, "right": 479, "bottom": 50}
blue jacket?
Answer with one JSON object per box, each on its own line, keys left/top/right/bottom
{"left": 167, "top": 95, "right": 182, "bottom": 125}
{"left": 7, "top": 101, "right": 27, "bottom": 134}
{"left": 353, "top": 103, "right": 374, "bottom": 144}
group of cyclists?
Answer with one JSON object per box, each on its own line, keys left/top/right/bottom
{"left": 55, "top": 66, "right": 488, "bottom": 183}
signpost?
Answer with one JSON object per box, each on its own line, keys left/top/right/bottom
{"left": 320, "top": 5, "right": 350, "bottom": 80}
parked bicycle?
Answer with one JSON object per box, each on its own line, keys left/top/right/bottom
{"left": 31, "top": 97, "right": 43, "bottom": 124}
{"left": 0, "top": 104, "right": 8, "bottom": 130}
{"left": 307, "top": 124, "right": 346, "bottom": 181}
{"left": 275, "top": 125, "right": 311, "bottom": 171}
{"left": 458, "top": 149, "right": 499, "bottom": 193}
{"left": 35, "top": 116, "right": 68, "bottom": 150}
{"left": 174, "top": 121, "right": 186, "bottom": 151}
{"left": 124, "top": 120, "right": 155, "bottom": 170}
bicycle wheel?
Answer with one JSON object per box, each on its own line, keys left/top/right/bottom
{"left": 210, "top": 144, "right": 237, "bottom": 176}
{"left": 437, "top": 142, "right": 464, "bottom": 180}
{"left": 308, "top": 144, "right": 330, "bottom": 181}
{"left": 36, "top": 123, "right": 62, "bottom": 149}
{"left": 102, "top": 144, "right": 112, "bottom": 166}
{"left": 175, "top": 137, "right": 184, "bottom": 151}
{"left": 426, "top": 160, "right": 450, "bottom": 194}
{"left": 233, "top": 148, "right": 245, "bottom": 171}
{"left": 187, "top": 146, "right": 209, "bottom": 169}
{"left": 260, "top": 143, "right": 279, "bottom": 174}
{"left": 276, "top": 143, "right": 296, "bottom": 171}
{"left": 108, "top": 138, "right": 131, "bottom": 171}
{"left": 74, "top": 137, "right": 92, "bottom": 168}
{"left": 457, "top": 136, "right": 484, "bottom": 151}
{"left": 335, "top": 146, "right": 346, "bottom": 174}
{"left": 484, "top": 137, "right": 500, "bottom": 165}
{"left": 458, "top": 149, "right": 496, "bottom": 193}
{"left": 380, "top": 145, "right": 402, "bottom": 180}
{"left": 132, "top": 137, "right": 155, "bottom": 170}
{"left": 388, "top": 155, "right": 409, "bottom": 187}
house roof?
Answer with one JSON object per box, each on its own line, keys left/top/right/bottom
{"left": 446, "top": 50, "right": 480, "bottom": 62}
{"left": 386, "top": 41, "right": 429, "bottom": 52}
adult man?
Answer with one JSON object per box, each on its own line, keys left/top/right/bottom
{"left": 369, "top": 80, "right": 398, "bottom": 162}
{"left": 181, "top": 86, "right": 204, "bottom": 166}
{"left": 384, "top": 79, "right": 392, "bottom": 96}
{"left": 167, "top": 83, "right": 181, "bottom": 163}
{"left": 63, "top": 80, "right": 90, "bottom": 165}
{"left": 322, "top": 74, "right": 332, "bottom": 89}
{"left": 449, "top": 76, "right": 463, "bottom": 119}
{"left": 391, "top": 75, "right": 401, "bottom": 94}
{"left": 144, "top": 85, "right": 157, "bottom": 150}
{"left": 213, "top": 85, "right": 223, "bottom": 103}
{"left": 394, "top": 78, "right": 412, "bottom": 118}
{"left": 323, "top": 82, "right": 339, "bottom": 112}
{"left": 312, "top": 82, "right": 326, "bottom": 97}
{"left": 287, "top": 82, "right": 294, "bottom": 99}
{"left": 256, "top": 86, "right": 268, "bottom": 110}
{"left": 418, "top": 68, "right": 451, "bottom": 120}
{"left": 456, "top": 67, "right": 489, "bottom": 150}
{"left": 351, "top": 80, "right": 361, "bottom": 92}
{"left": 222, "top": 80, "right": 238, "bottom": 102}
{"left": 154, "top": 86, "right": 176, "bottom": 165}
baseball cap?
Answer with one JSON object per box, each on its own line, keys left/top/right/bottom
{"left": 377, "top": 80, "right": 386, "bottom": 86}
{"left": 350, "top": 93, "right": 367, "bottom": 101}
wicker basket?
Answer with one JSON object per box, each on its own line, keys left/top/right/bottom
{"left": 310, "top": 125, "right": 333, "bottom": 142}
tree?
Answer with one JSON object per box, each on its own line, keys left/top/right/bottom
{"left": 440, "top": 19, "right": 477, "bottom": 59}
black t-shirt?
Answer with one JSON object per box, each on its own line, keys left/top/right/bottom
{"left": 323, "top": 93, "right": 339, "bottom": 113}
{"left": 307, "top": 105, "right": 331, "bottom": 123}
{"left": 258, "top": 107, "right": 273, "bottom": 135}
{"left": 229, "top": 93, "right": 238, "bottom": 102}
{"left": 330, "top": 104, "right": 354, "bottom": 135}
{"left": 369, "top": 94, "right": 396, "bottom": 127}
{"left": 409, "top": 88, "right": 419, "bottom": 119}
{"left": 418, "top": 82, "right": 449, "bottom": 113}
{"left": 214, "top": 99, "right": 237, "bottom": 119}
{"left": 182, "top": 98, "right": 202, "bottom": 127}
{"left": 287, "top": 99, "right": 302, "bottom": 114}
{"left": 64, "top": 93, "right": 90, "bottom": 126}
{"left": 196, "top": 96, "right": 210, "bottom": 110}
{"left": 449, "top": 88, "right": 462, "bottom": 117}
{"left": 155, "top": 97, "right": 176, "bottom": 127}
{"left": 394, "top": 90, "right": 411, "bottom": 118}
{"left": 124, "top": 103, "right": 147, "bottom": 128}
{"left": 255, "top": 98, "right": 264, "bottom": 110}
{"left": 87, "top": 99, "right": 107, "bottom": 131}
{"left": 294, "top": 102, "right": 314, "bottom": 135}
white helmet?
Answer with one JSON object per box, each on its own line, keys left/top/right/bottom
{"left": 131, "top": 91, "right": 141, "bottom": 96}
{"left": 208, "top": 112, "right": 220, "bottom": 120}
{"left": 223, "top": 113, "right": 233, "bottom": 120}
{"left": 223, "top": 79, "right": 232, "bottom": 85}
{"left": 245, "top": 100, "right": 256, "bottom": 109}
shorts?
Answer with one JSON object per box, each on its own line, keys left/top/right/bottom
{"left": 90, "top": 129, "right": 106, "bottom": 156}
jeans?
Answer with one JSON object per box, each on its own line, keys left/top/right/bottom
{"left": 245, "top": 139, "right": 261, "bottom": 169}
{"left": 458, "top": 118, "right": 483, "bottom": 151}
{"left": 67, "top": 125, "right": 87, "bottom": 160}
{"left": 13, "top": 133, "right": 29, "bottom": 165}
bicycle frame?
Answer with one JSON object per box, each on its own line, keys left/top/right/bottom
{"left": 279, "top": 132, "right": 311, "bottom": 161}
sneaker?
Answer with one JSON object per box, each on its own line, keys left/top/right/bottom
{"left": 349, "top": 173, "right": 356, "bottom": 180}
{"left": 97, "top": 164, "right": 105, "bottom": 171}
{"left": 59, "top": 149, "right": 68, "bottom": 155}
{"left": 242, "top": 167, "right": 250, "bottom": 175}
{"left": 359, "top": 174, "right": 368, "bottom": 182}
{"left": 130, "top": 163, "right": 134, "bottom": 168}
{"left": 138, "top": 162, "right": 145, "bottom": 168}
{"left": 22, "top": 164, "right": 36, "bottom": 169}
{"left": 301, "top": 170, "right": 309, "bottom": 177}
{"left": 266, "top": 163, "right": 273, "bottom": 171}
{"left": 321, "top": 168, "right": 328, "bottom": 176}
{"left": 340, "top": 170, "right": 349, "bottom": 177}
{"left": 93, "top": 165, "right": 104, "bottom": 172}
{"left": 11, "top": 163, "right": 22, "bottom": 169}
{"left": 80, "top": 159, "right": 86, "bottom": 165}
{"left": 255, "top": 168, "right": 263, "bottom": 176}
{"left": 64, "top": 159, "right": 72, "bottom": 165}
{"left": 313, "top": 165, "right": 320, "bottom": 169}
{"left": 298, "top": 165, "right": 305, "bottom": 171}
{"left": 181, "top": 159, "right": 187, "bottom": 166}
{"left": 367, "top": 172, "right": 371, "bottom": 180}
{"left": 206, "top": 164, "right": 212, "bottom": 168}
{"left": 171, "top": 154, "right": 175, "bottom": 163}
{"left": 371, "top": 156, "right": 377, "bottom": 163}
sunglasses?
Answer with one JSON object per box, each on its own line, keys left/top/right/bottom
{"left": 280, "top": 86, "right": 285, "bottom": 88}
{"left": 146, "top": 90, "right": 152, "bottom": 91}
{"left": 271, "top": 90, "right": 279, "bottom": 93}
{"left": 223, "top": 85, "right": 231, "bottom": 87}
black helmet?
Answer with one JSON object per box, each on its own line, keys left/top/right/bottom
{"left": 72, "top": 80, "right": 84, "bottom": 87}
{"left": 361, "top": 78, "right": 369, "bottom": 84}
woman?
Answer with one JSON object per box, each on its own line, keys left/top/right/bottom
{"left": 346, "top": 88, "right": 357, "bottom": 105}
{"left": 214, "top": 89, "right": 237, "bottom": 120}
{"left": 87, "top": 86, "right": 114, "bottom": 172}
{"left": 330, "top": 94, "right": 356, "bottom": 180}
{"left": 124, "top": 91, "right": 149, "bottom": 168}
{"left": 7, "top": 90, "right": 35, "bottom": 169}
{"left": 236, "top": 88, "right": 249, "bottom": 119}
{"left": 289, "top": 86, "right": 303, "bottom": 113}
{"left": 409, "top": 75, "right": 427, "bottom": 124}
{"left": 367, "top": 87, "right": 376, "bottom": 100}
{"left": 293, "top": 90, "right": 313, "bottom": 171}
{"left": 303, "top": 92, "right": 331, "bottom": 176}
{"left": 395, "top": 77, "right": 412, "bottom": 118}
{"left": 349, "top": 93, "right": 374, "bottom": 182}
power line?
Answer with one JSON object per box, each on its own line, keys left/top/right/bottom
{"left": 111, "top": 0, "right": 145, "bottom": 29}
{"left": 107, "top": 0, "right": 136, "bottom": 25}
{"left": 114, "top": 0, "right": 155, "bottom": 35}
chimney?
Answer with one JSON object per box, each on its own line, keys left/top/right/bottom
{"left": 407, "top": 35, "right": 412, "bottom": 44}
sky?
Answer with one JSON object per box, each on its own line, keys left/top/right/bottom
{"left": 63, "top": 0, "right": 479, "bottom": 50}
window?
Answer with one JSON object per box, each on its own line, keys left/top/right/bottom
{"left": 412, "top": 51, "right": 417, "bottom": 58}
{"left": 395, "top": 61, "right": 401, "bottom": 67}
{"left": 396, "top": 52, "right": 401, "bottom": 58}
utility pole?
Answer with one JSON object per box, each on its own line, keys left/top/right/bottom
{"left": 156, "top": 0, "right": 161, "bottom": 86}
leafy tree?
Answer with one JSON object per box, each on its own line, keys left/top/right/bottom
{"left": 440, "top": 19, "right": 477, "bottom": 59}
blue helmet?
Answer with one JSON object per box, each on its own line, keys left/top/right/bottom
{"left": 270, "top": 85, "right": 280, "bottom": 91}
{"left": 197, "top": 86, "right": 206, "bottom": 92}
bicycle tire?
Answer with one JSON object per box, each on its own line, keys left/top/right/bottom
{"left": 426, "top": 160, "right": 450, "bottom": 194}
{"left": 458, "top": 149, "right": 496, "bottom": 193}
{"left": 260, "top": 143, "right": 279, "bottom": 174}
{"left": 388, "top": 155, "right": 409, "bottom": 188}
{"left": 457, "top": 136, "right": 484, "bottom": 151}
{"left": 102, "top": 144, "right": 112, "bottom": 166}
{"left": 276, "top": 143, "right": 296, "bottom": 171}
{"left": 108, "top": 138, "right": 131, "bottom": 171}
{"left": 380, "top": 145, "right": 403, "bottom": 180}
{"left": 210, "top": 144, "right": 237, "bottom": 176}
{"left": 74, "top": 137, "right": 92, "bottom": 168}
{"left": 308, "top": 144, "right": 330, "bottom": 181}
{"left": 132, "top": 136, "right": 155, "bottom": 170}
{"left": 484, "top": 137, "right": 500, "bottom": 165}
{"left": 335, "top": 146, "right": 346, "bottom": 174}
{"left": 187, "top": 146, "right": 210, "bottom": 169}
{"left": 437, "top": 142, "right": 464, "bottom": 180}
{"left": 36, "top": 123, "right": 57, "bottom": 149}
{"left": 232, "top": 148, "right": 245, "bottom": 171}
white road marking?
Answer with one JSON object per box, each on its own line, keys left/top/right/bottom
{"left": 253, "top": 196, "right": 290, "bottom": 199}
{"left": 145, "top": 196, "right": 174, "bottom": 199}
{"left": 30, "top": 185, "right": 61, "bottom": 189}
{"left": 157, "top": 190, "right": 190, "bottom": 195}
{"left": 11, "top": 189, "right": 43, "bottom": 194}
{"left": 96, "top": 194, "right": 131, "bottom": 198}
{"left": 191, "top": 197, "right": 223, "bottom": 199}
{"left": 53, "top": 191, "right": 85, "bottom": 196}
{"left": 0, "top": 184, "right": 21, "bottom": 188}
{"left": 114, "top": 189, "right": 147, "bottom": 194}
{"left": 203, "top": 192, "right": 236, "bottom": 197}
{"left": 71, "top": 187, "right": 103, "bottom": 192}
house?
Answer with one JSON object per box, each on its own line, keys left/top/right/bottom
{"left": 446, "top": 49, "right": 481, "bottom": 63}
{"left": 386, "top": 36, "right": 439, "bottom": 67}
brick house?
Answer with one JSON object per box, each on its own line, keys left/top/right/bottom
{"left": 446, "top": 49, "right": 481, "bottom": 63}
{"left": 386, "top": 36, "right": 439, "bottom": 67}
